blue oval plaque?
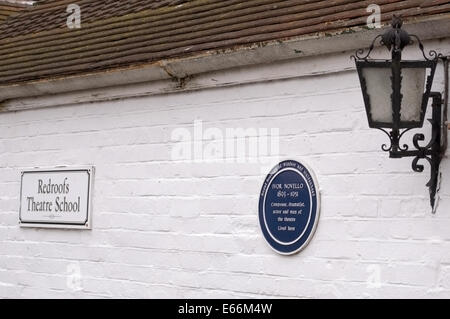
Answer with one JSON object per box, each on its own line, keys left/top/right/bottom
{"left": 259, "top": 160, "right": 320, "bottom": 255}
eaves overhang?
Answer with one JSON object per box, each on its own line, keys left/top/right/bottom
{"left": 0, "top": 14, "right": 449, "bottom": 103}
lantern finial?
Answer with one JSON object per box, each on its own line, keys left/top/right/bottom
{"left": 391, "top": 15, "right": 403, "bottom": 29}
{"left": 381, "top": 16, "right": 411, "bottom": 52}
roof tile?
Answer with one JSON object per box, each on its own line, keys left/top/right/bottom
{"left": 0, "top": 0, "right": 449, "bottom": 86}
{"left": 0, "top": 0, "right": 30, "bottom": 24}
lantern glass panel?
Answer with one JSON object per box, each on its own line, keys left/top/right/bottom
{"left": 400, "top": 67, "right": 426, "bottom": 123}
{"left": 362, "top": 67, "right": 393, "bottom": 124}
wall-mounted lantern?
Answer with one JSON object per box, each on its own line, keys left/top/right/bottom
{"left": 353, "top": 16, "right": 445, "bottom": 209}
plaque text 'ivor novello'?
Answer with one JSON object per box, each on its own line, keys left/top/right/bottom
{"left": 258, "top": 160, "right": 320, "bottom": 255}
{"left": 20, "top": 168, "right": 93, "bottom": 229}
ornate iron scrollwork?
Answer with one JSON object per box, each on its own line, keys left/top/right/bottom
{"left": 352, "top": 15, "right": 442, "bottom": 63}
{"left": 352, "top": 35, "right": 383, "bottom": 61}
{"left": 409, "top": 34, "right": 443, "bottom": 62}
{"left": 352, "top": 16, "right": 445, "bottom": 209}
{"left": 379, "top": 93, "right": 444, "bottom": 209}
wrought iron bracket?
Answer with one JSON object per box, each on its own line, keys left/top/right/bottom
{"left": 380, "top": 92, "right": 444, "bottom": 208}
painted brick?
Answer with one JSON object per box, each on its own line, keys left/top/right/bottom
{"left": 0, "top": 41, "right": 449, "bottom": 298}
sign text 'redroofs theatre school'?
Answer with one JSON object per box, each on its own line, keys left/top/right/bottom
{"left": 19, "top": 167, "right": 94, "bottom": 229}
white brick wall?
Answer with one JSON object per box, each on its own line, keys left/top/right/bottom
{"left": 0, "top": 41, "right": 450, "bottom": 298}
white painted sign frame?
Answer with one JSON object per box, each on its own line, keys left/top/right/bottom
{"left": 19, "top": 166, "right": 94, "bottom": 230}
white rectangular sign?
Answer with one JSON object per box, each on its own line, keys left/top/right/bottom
{"left": 19, "top": 167, "right": 94, "bottom": 229}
